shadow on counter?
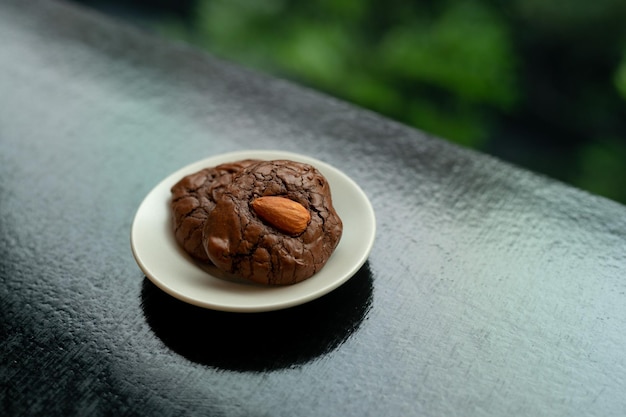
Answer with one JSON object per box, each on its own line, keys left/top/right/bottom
{"left": 141, "top": 262, "right": 374, "bottom": 372}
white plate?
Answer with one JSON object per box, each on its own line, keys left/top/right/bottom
{"left": 130, "top": 150, "right": 376, "bottom": 312}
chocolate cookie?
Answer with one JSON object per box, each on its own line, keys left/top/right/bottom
{"left": 170, "top": 159, "right": 260, "bottom": 261}
{"left": 203, "top": 160, "right": 343, "bottom": 285}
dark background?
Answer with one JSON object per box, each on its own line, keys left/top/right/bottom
{"left": 71, "top": 0, "right": 626, "bottom": 204}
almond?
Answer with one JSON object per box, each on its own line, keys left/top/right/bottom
{"left": 250, "top": 196, "right": 311, "bottom": 235}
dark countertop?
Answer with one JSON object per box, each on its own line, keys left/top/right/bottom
{"left": 1, "top": 1, "right": 625, "bottom": 416}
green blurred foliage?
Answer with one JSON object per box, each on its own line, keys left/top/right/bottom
{"left": 616, "top": 52, "right": 626, "bottom": 101}
{"left": 152, "top": 0, "right": 626, "bottom": 203}
{"left": 577, "top": 138, "right": 626, "bottom": 202}
{"left": 513, "top": 0, "right": 626, "bottom": 38}
{"left": 160, "top": 0, "right": 518, "bottom": 149}
{"left": 379, "top": 2, "right": 517, "bottom": 108}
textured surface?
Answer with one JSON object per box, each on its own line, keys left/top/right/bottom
{"left": 1, "top": 1, "right": 626, "bottom": 416}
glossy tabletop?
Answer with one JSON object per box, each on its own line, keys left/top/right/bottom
{"left": 1, "top": 1, "right": 626, "bottom": 416}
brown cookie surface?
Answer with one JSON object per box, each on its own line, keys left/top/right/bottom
{"left": 170, "top": 159, "right": 260, "bottom": 261}
{"left": 203, "top": 160, "right": 343, "bottom": 285}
